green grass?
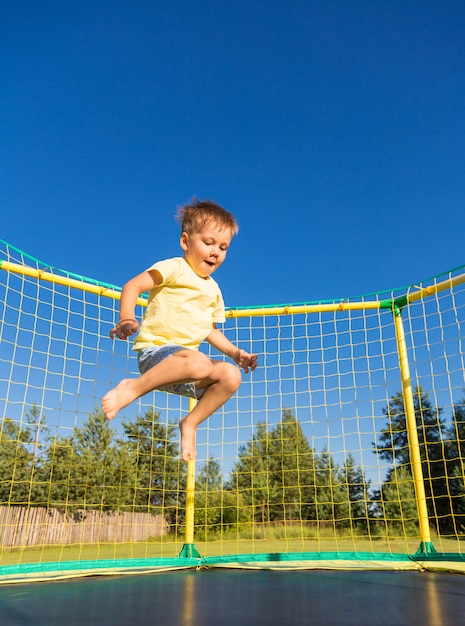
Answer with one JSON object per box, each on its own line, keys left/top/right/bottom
{"left": 1, "top": 527, "right": 462, "bottom": 568}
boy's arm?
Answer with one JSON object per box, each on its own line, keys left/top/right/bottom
{"left": 206, "top": 326, "right": 258, "bottom": 374}
{"left": 110, "top": 269, "right": 162, "bottom": 340}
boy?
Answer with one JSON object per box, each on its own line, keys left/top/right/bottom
{"left": 102, "top": 199, "right": 257, "bottom": 462}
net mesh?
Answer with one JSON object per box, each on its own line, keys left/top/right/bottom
{"left": 1, "top": 239, "right": 464, "bottom": 581}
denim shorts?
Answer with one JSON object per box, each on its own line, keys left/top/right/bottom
{"left": 137, "top": 344, "right": 206, "bottom": 400}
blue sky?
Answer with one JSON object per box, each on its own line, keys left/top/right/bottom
{"left": 2, "top": 0, "right": 465, "bottom": 308}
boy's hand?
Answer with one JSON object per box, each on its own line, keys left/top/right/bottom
{"left": 235, "top": 350, "right": 258, "bottom": 374}
{"left": 110, "top": 318, "right": 139, "bottom": 340}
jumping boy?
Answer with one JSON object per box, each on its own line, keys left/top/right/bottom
{"left": 102, "top": 199, "right": 258, "bottom": 462}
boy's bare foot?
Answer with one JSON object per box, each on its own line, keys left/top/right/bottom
{"left": 102, "top": 379, "right": 137, "bottom": 420}
{"left": 179, "top": 417, "right": 197, "bottom": 462}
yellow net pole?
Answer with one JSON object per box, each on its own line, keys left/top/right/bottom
{"left": 179, "top": 398, "right": 200, "bottom": 558}
{"left": 184, "top": 459, "right": 196, "bottom": 544}
{"left": 185, "top": 404, "right": 196, "bottom": 545}
{"left": 392, "top": 307, "right": 434, "bottom": 552}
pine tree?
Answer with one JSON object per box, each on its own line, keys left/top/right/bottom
{"left": 40, "top": 408, "right": 136, "bottom": 512}
{"left": 380, "top": 466, "right": 418, "bottom": 535}
{"left": 374, "top": 386, "right": 452, "bottom": 532}
{"left": 268, "top": 409, "right": 316, "bottom": 521}
{"left": 231, "top": 410, "right": 316, "bottom": 523}
{"left": 0, "top": 417, "right": 34, "bottom": 505}
{"left": 194, "top": 458, "right": 251, "bottom": 535}
{"left": 342, "top": 453, "right": 371, "bottom": 531}
{"left": 119, "top": 409, "right": 185, "bottom": 524}
{"left": 444, "top": 398, "right": 465, "bottom": 532}
{"left": 314, "top": 448, "right": 348, "bottom": 527}
{"left": 230, "top": 422, "right": 277, "bottom": 525}
{"left": 0, "top": 403, "right": 51, "bottom": 506}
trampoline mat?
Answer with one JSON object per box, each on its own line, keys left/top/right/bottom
{"left": 1, "top": 568, "right": 464, "bottom": 626}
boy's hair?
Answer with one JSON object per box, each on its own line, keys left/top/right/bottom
{"left": 176, "top": 198, "right": 239, "bottom": 236}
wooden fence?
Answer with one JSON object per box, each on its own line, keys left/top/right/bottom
{"left": 0, "top": 506, "right": 169, "bottom": 548}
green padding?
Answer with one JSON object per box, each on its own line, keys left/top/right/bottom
{"left": 0, "top": 557, "right": 200, "bottom": 578}
{"left": 0, "top": 552, "right": 416, "bottom": 578}
{"left": 414, "top": 541, "right": 438, "bottom": 555}
{"left": 2, "top": 551, "right": 465, "bottom": 584}
{"left": 178, "top": 543, "right": 201, "bottom": 558}
{"left": 412, "top": 552, "right": 465, "bottom": 562}
{"left": 202, "top": 551, "right": 412, "bottom": 565}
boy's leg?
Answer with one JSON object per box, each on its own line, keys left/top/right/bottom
{"left": 102, "top": 350, "right": 213, "bottom": 420}
{"left": 179, "top": 361, "right": 241, "bottom": 462}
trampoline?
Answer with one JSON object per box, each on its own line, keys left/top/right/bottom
{"left": 2, "top": 243, "right": 465, "bottom": 624}
{"left": 1, "top": 569, "right": 465, "bottom": 626}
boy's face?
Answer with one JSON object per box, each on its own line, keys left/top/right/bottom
{"left": 180, "top": 221, "right": 233, "bottom": 278}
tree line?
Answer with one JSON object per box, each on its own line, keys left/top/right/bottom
{"left": 1, "top": 387, "right": 464, "bottom": 535}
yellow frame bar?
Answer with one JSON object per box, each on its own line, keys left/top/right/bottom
{"left": 184, "top": 398, "right": 197, "bottom": 549}
{"left": 2, "top": 259, "right": 464, "bottom": 317}
{"left": 226, "top": 301, "right": 382, "bottom": 318}
{"left": 0, "top": 260, "right": 147, "bottom": 307}
{"left": 406, "top": 272, "right": 465, "bottom": 304}
{"left": 393, "top": 310, "right": 432, "bottom": 545}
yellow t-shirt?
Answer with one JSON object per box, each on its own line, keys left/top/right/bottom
{"left": 133, "top": 257, "right": 226, "bottom": 351}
